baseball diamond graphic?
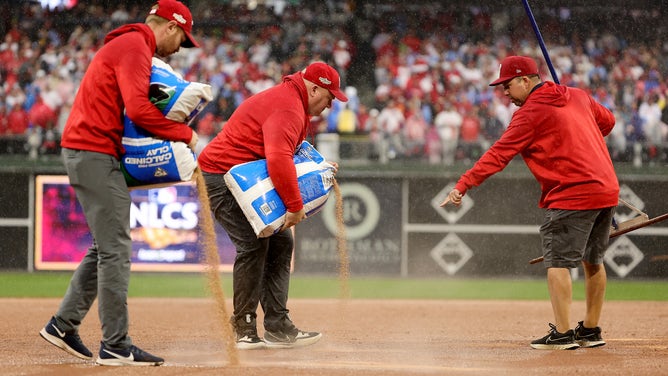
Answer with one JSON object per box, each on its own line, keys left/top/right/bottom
{"left": 429, "top": 233, "right": 473, "bottom": 275}
{"left": 604, "top": 237, "right": 644, "bottom": 278}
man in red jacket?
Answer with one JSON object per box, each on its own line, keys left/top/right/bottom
{"left": 199, "top": 61, "right": 347, "bottom": 350}
{"left": 39, "top": 0, "right": 199, "bottom": 366}
{"left": 443, "top": 56, "right": 619, "bottom": 350}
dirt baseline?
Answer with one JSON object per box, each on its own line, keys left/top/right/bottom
{"left": 3, "top": 298, "right": 666, "bottom": 375}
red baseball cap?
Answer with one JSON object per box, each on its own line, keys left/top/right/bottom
{"left": 303, "top": 62, "right": 348, "bottom": 102}
{"left": 149, "top": 0, "right": 199, "bottom": 48}
{"left": 489, "top": 56, "right": 539, "bottom": 86}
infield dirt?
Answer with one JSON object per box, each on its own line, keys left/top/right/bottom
{"left": 3, "top": 298, "right": 666, "bottom": 375}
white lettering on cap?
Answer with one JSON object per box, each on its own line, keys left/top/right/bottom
{"left": 515, "top": 69, "right": 522, "bottom": 73}
{"left": 319, "top": 77, "right": 332, "bottom": 85}
{"left": 172, "top": 13, "right": 186, "bottom": 24}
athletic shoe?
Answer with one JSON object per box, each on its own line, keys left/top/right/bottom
{"left": 264, "top": 326, "right": 322, "bottom": 349}
{"left": 96, "top": 342, "right": 164, "bottom": 366}
{"left": 236, "top": 332, "right": 266, "bottom": 350}
{"left": 39, "top": 316, "right": 93, "bottom": 360}
{"left": 231, "top": 314, "right": 266, "bottom": 350}
{"left": 574, "top": 321, "right": 606, "bottom": 348}
{"left": 530, "top": 323, "right": 580, "bottom": 350}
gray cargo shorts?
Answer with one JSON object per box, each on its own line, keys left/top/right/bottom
{"left": 539, "top": 207, "right": 616, "bottom": 268}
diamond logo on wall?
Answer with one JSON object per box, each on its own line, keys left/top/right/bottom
{"left": 430, "top": 233, "right": 473, "bottom": 275}
{"left": 604, "top": 236, "right": 644, "bottom": 278}
{"left": 431, "top": 183, "right": 473, "bottom": 224}
{"left": 617, "top": 184, "right": 645, "bottom": 223}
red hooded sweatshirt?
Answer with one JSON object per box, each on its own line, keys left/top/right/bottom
{"left": 60, "top": 23, "right": 193, "bottom": 159}
{"left": 455, "top": 81, "right": 619, "bottom": 210}
{"left": 198, "top": 71, "right": 310, "bottom": 212}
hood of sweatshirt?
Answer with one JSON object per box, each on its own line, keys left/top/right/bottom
{"left": 104, "top": 23, "right": 156, "bottom": 52}
{"left": 527, "top": 81, "right": 569, "bottom": 107}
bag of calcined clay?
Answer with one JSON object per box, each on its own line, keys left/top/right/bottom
{"left": 121, "top": 57, "right": 212, "bottom": 187}
{"left": 225, "top": 141, "right": 336, "bottom": 238}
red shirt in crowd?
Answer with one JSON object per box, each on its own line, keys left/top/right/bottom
{"left": 455, "top": 81, "right": 619, "bottom": 210}
{"left": 7, "top": 105, "right": 29, "bottom": 135}
{"left": 459, "top": 113, "right": 481, "bottom": 142}
{"left": 198, "top": 71, "right": 311, "bottom": 212}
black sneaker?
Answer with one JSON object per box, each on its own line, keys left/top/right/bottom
{"left": 574, "top": 321, "right": 606, "bottom": 348}
{"left": 264, "top": 325, "right": 322, "bottom": 349}
{"left": 96, "top": 342, "right": 164, "bottom": 366}
{"left": 530, "top": 323, "right": 580, "bottom": 350}
{"left": 232, "top": 314, "right": 265, "bottom": 350}
{"left": 39, "top": 316, "right": 93, "bottom": 360}
{"left": 236, "top": 333, "right": 266, "bottom": 350}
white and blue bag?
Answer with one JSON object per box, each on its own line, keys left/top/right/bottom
{"left": 224, "top": 141, "right": 336, "bottom": 238}
{"left": 121, "top": 58, "right": 212, "bottom": 187}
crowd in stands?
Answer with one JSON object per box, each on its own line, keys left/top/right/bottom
{"left": 1, "top": 1, "right": 667, "bottom": 166}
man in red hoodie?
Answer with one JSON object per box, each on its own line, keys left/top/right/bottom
{"left": 443, "top": 56, "right": 619, "bottom": 350}
{"left": 198, "top": 61, "right": 347, "bottom": 350}
{"left": 39, "top": 0, "right": 199, "bottom": 366}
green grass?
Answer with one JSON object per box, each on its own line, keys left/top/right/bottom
{"left": 0, "top": 272, "right": 666, "bottom": 301}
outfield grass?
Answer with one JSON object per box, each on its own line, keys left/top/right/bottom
{"left": 0, "top": 272, "right": 666, "bottom": 301}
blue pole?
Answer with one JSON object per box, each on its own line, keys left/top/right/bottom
{"left": 521, "top": 0, "right": 560, "bottom": 84}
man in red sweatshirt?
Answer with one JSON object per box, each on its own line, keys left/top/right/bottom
{"left": 199, "top": 61, "right": 347, "bottom": 350}
{"left": 443, "top": 56, "right": 619, "bottom": 350}
{"left": 39, "top": 0, "right": 199, "bottom": 366}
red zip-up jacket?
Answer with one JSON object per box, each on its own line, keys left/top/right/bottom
{"left": 60, "top": 23, "right": 193, "bottom": 159}
{"left": 198, "top": 72, "right": 310, "bottom": 212}
{"left": 455, "top": 81, "right": 619, "bottom": 210}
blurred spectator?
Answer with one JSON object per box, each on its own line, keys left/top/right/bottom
{"left": 364, "top": 108, "right": 383, "bottom": 159}
{"left": 403, "top": 98, "right": 428, "bottom": 157}
{"left": 194, "top": 112, "right": 216, "bottom": 155}
{"left": 28, "top": 96, "right": 57, "bottom": 130}
{"left": 638, "top": 92, "right": 667, "bottom": 164}
{"left": 376, "top": 98, "right": 406, "bottom": 159}
{"left": 326, "top": 98, "right": 343, "bottom": 133}
{"left": 458, "top": 105, "right": 482, "bottom": 162}
{"left": 356, "top": 104, "right": 371, "bottom": 135}
{"left": 479, "top": 103, "right": 504, "bottom": 150}
{"left": 336, "top": 101, "right": 357, "bottom": 134}
{"left": 7, "top": 102, "right": 29, "bottom": 135}
{"left": 434, "top": 99, "right": 462, "bottom": 165}
{"left": 333, "top": 39, "right": 351, "bottom": 87}
{"left": 608, "top": 108, "right": 628, "bottom": 161}
{"left": 0, "top": 105, "right": 7, "bottom": 135}
{"left": 425, "top": 123, "right": 442, "bottom": 165}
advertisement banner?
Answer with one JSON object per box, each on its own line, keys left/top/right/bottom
{"left": 34, "top": 175, "right": 235, "bottom": 271}
{"left": 295, "top": 178, "right": 403, "bottom": 275}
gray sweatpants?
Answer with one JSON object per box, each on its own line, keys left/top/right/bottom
{"left": 55, "top": 148, "right": 132, "bottom": 350}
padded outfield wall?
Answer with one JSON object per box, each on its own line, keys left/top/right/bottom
{"left": 1, "top": 164, "right": 667, "bottom": 279}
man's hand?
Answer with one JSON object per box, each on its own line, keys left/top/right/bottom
{"left": 327, "top": 161, "right": 339, "bottom": 175}
{"left": 188, "top": 131, "right": 199, "bottom": 150}
{"left": 440, "top": 188, "right": 463, "bottom": 207}
{"left": 283, "top": 208, "right": 306, "bottom": 230}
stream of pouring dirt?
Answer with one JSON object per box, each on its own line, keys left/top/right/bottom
{"left": 194, "top": 169, "right": 239, "bottom": 366}
{"left": 333, "top": 180, "right": 350, "bottom": 300}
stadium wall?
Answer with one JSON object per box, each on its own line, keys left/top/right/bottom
{"left": 1, "top": 167, "right": 667, "bottom": 279}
